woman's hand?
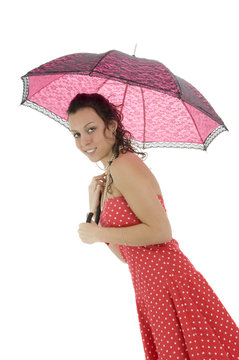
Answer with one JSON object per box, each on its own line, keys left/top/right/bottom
{"left": 88, "top": 173, "right": 107, "bottom": 213}
{"left": 78, "top": 220, "right": 100, "bottom": 244}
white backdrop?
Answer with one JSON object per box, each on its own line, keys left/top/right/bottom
{"left": 1, "top": 0, "right": 239, "bottom": 359}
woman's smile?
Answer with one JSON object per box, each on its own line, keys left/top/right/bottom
{"left": 86, "top": 148, "right": 97, "bottom": 155}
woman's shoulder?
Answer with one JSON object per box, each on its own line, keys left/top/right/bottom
{"left": 116, "top": 150, "right": 142, "bottom": 164}
{"left": 112, "top": 150, "right": 147, "bottom": 175}
{"left": 111, "top": 150, "right": 163, "bottom": 198}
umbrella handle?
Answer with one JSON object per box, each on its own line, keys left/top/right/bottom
{"left": 86, "top": 192, "right": 101, "bottom": 224}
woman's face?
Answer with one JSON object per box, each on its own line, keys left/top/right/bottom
{"left": 68, "top": 107, "right": 117, "bottom": 167}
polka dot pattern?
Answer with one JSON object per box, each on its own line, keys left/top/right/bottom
{"left": 100, "top": 195, "right": 239, "bottom": 359}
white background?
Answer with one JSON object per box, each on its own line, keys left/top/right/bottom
{"left": 1, "top": 0, "right": 239, "bottom": 359}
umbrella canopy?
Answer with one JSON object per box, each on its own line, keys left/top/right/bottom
{"left": 21, "top": 49, "right": 228, "bottom": 150}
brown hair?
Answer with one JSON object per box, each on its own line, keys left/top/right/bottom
{"left": 66, "top": 93, "right": 148, "bottom": 195}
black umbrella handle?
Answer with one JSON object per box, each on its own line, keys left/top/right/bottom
{"left": 86, "top": 192, "right": 102, "bottom": 224}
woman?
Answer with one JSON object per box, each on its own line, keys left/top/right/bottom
{"left": 67, "top": 93, "right": 239, "bottom": 360}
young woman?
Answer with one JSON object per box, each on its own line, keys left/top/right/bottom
{"left": 67, "top": 93, "right": 239, "bottom": 360}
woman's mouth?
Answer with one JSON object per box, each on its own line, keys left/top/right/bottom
{"left": 86, "top": 148, "right": 97, "bottom": 155}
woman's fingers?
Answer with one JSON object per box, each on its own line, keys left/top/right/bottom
{"left": 89, "top": 175, "right": 106, "bottom": 188}
{"left": 94, "top": 173, "right": 106, "bottom": 178}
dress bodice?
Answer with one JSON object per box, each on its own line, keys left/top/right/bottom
{"left": 99, "top": 194, "right": 166, "bottom": 228}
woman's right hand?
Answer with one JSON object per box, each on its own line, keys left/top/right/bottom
{"left": 88, "top": 173, "right": 107, "bottom": 213}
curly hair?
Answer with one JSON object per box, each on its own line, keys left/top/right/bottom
{"left": 66, "top": 93, "right": 148, "bottom": 196}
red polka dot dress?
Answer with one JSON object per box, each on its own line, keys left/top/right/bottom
{"left": 100, "top": 194, "right": 239, "bottom": 360}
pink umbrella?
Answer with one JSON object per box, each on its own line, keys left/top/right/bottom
{"left": 21, "top": 49, "right": 228, "bottom": 151}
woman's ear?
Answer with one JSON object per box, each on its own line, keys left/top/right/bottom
{"left": 110, "top": 120, "right": 118, "bottom": 133}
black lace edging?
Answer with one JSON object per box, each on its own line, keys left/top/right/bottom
{"left": 131, "top": 125, "right": 228, "bottom": 151}
{"left": 21, "top": 75, "right": 70, "bottom": 130}
{"left": 21, "top": 99, "right": 71, "bottom": 130}
{"left": 21, "top": 76, "right": 29, "bottom": 104}
{"left": 203, "top": 125, "right": 228, "bottom": 150}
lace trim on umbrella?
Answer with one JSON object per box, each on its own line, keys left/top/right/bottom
{"left": 21, "top": 76, "right": 29, "bottom": 104}
{"left": 131, "top": 125, "right": 228, "bottom": 151}
{"left": 204, "top": 125, "right": 229, "bottom": 150}
{"left": 21, "top": 100, "right": 70, "bottom": 130}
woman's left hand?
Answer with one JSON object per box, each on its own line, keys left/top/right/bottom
{"left": 78, "top": 221, "right": 99, "bottom": 244}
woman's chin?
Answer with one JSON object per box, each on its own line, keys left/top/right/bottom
{"left": 86, "top": 153, "right": 100, "bottom": 163}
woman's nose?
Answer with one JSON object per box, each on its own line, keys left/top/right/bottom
{"left": 80, "top": 135, "right": 92, "bottom": 148}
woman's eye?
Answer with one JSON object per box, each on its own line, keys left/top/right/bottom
{"left": 73, "top": 128, "right": 95, "bottom": 138}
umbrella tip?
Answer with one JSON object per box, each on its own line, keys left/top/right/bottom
{"left": 133, "top": 43, "right": 137, "bottom": 56}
